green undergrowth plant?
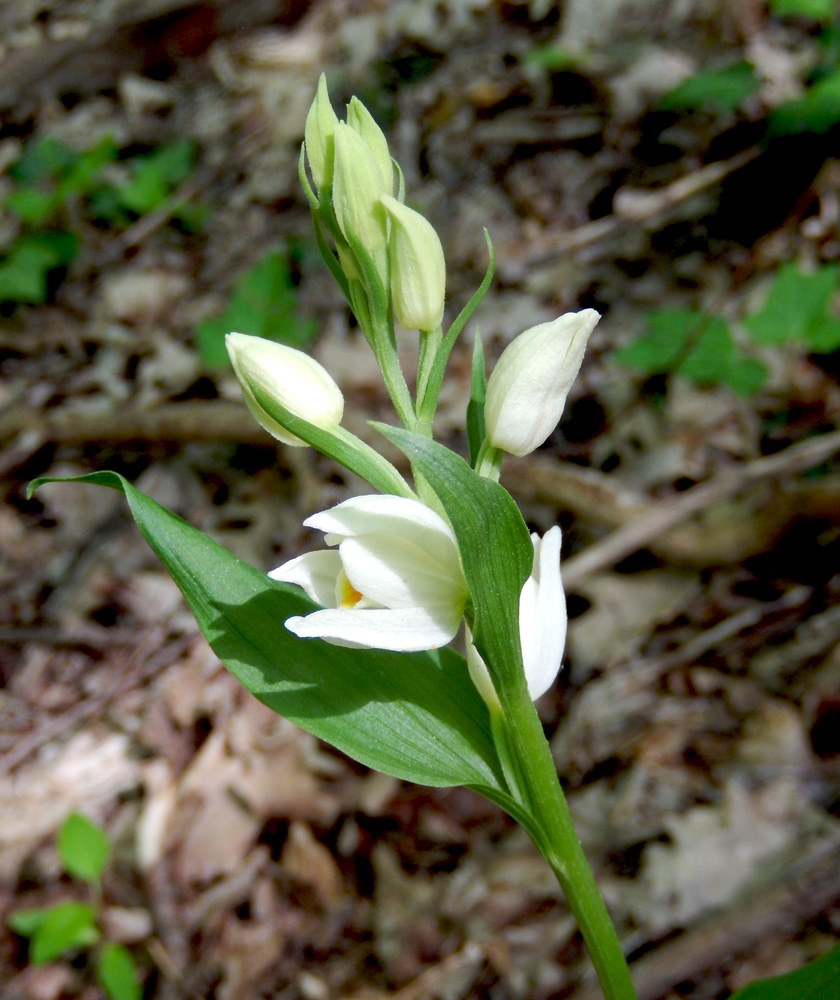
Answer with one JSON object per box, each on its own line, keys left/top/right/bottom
{"left": 611, "top": 262, "right": 840, "bottom": 395}
{"left": 8, "top": 813, "right": 142, "bottom": 1000}
{"left": 28, "top": 76, "right": 840, "bottom": 1000}
{"left": 1, "top": 134, "right": 201, "bottom": 305}
{"left": 195, "top": 243, "right": 318, "bottom": 368}
{"left": 660, "top": 1, "right": 840, "bottom": 130}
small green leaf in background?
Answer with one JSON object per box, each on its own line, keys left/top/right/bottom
{"left": 196, "top": 248, "right": 317, "bottom": 368}
{"left": 58, "top": 812, "right": 110, "bottom": 884}
{"left": 30, "top": 902, "right": 98, "bottom": 965}
{"left": 117, "top": 139, "right": 195, "bottom": 215}
{"left": 729, "top": 941, "right": 840, "bottom": 1000}
{"left": 743, "top": 263, "right": 840, "bottom": 350}
{"left": 612, "top": 309, "right": 766, "bottom": 395}
{"left": 9, "top": 136, "right": 78, "bottom": 184}
{"left": 612, "top": 309, "right": 706, "bottom": 374}
{"left": 661, "top": 61, "right": 760, "bottom": 113}
{"left": 97, "top": 943, "right": 142, "bottom": 1000}
{"left": 770, "top": 67, "right": 840, "bottom": 135}
{"left": 7, "top": 907, "right": 49, "bottom": 938}
{"left": 0, "top": 232, "right": 78, "bottom": 303}
{"left": 769, "top": 0, "right": 836, "bottom": 22}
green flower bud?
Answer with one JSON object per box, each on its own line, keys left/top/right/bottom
{"left": 380, "top": 193, "right": 446, "bottom": 331}
{"left": 346, "top": 96, "right": 393, "bottom": 195}
{"left": 332, "top": 122, "right": 389, "bottom": 252}
{"left": 304, "top": 74, "right": 339, "bottom": 192}
{"left": 226, "top": 332, "right": 344, "bottom": 448}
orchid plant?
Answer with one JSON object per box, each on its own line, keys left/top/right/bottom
{"left": 31, "top": 77, "right": 636, "bottom": 1000}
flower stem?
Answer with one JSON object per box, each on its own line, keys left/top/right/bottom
{"left": 501, "top": 683, "right": 637, "bottom": 1000}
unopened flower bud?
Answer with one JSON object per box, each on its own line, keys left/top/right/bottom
{"left": 304, "top": 74, "right": 339, "bottom": 192}
{"left": 346, "top": 96, "right": 393, "bottom": 195}
{"left": 380, "top": 194, "right": 445, "bottom": 331}
{"left": 332, "top": 122, "right": 389, "bottom": 252}
{"left": 484, "top": 310, "right": 599, "bottom": 457}
{"left": 226, "top": 332, "right": 344, "bottom": 447}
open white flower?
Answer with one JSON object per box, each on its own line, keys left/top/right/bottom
{"left": 270, "top": 495, "right": 467, "bottom": 652}
{"left": 467, "top": 526, "right": 565, "bottom": 704}
{"left": 484, "top": 310, "right": 600, "bottom": 457}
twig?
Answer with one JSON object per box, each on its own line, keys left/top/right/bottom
{"left": 561, "top": 428, "right": 840, "bottom": 589}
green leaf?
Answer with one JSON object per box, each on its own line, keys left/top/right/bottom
{"left": 56, "top": 136, "right": 118, "bottom": 200}
{"left": 195, "top": 249, "right": 317, "bottom": 368}
{"left": 9, "top": 137, "right": 78, "bottom": 183}
{"left": 721, "top": 355, "right": 767, "bottom": 395}
{"left": 805, "top": 315, "right": 840, "bottom": 352}
{"left": 28, "top": 473, "right": 508, "bottom": 797}
{"left": 661, "top": 61, "right": 760, "bottom": 113}
{"left": 770, "top": 67, "right": 840, "bottom": 135}
{"left": 373, "top": 427, "right": 533, "bottom": 699}
{"left": 466, "top": 332, "right": 487, "bottom": 468}
{"left": 97, "top": 943, "right": 142, "bottom": 1000}
{"left": 611, "top": 309, "right": 702, "bottom": 373}
{"left": 743, "top": 264, "right": 839, "bottom": 345}
{"left": 58, "top": 812, "right": 109, "bottom": 884}
{"left": 0, "top": 232, "right": 78, "bottom": 303}
{"left": 29, "top": 902, "right": 98, "bottom": 965}
{"left": 770, "top": 0, "right": 836, "bottom": 22}
{"left": 5, "top": 188, "right": 60, "bottom": 225}
{"left": 676, "top": 316, "right": 735, "bottom": 383}
{"left": 117, "top": 139, "right": 195, "bottom": 215}
{"left": 8, "top": 907, "right": 49, "bottom": 938}
{"left": 729, "top": 942, "right": 840, "bottom": 1000}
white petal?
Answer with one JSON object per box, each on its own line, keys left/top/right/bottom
{"left": 284, "top": 604, "right": 461, "bottom": 651}
{"left": 338, "top": 534, "right": 465, "bottom": 610}
{"left": 305, "top": 495, "right": 459, "bottom": 569}
{"left": 520, "top": 526, "right": 566, "bottom": 700}
{"left": 269, "top": 550, "right": 342, "bottom": 607}
{"left": 465, "top": 627, "right": 501, "bottom": 712}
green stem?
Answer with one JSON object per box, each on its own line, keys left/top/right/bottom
{"left": 501, "top": 683, "right": 637, "bottom": 1000}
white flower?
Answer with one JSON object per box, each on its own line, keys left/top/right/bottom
{"left": 226, "top": 332, "right": 344, "bottom": 448}
{"left": 466, "top": 526, "right": 565, "bottom": 704}
{"left": 270, "top": 495, "right": 467, "bottom": 652}
{"left": 484, "top": 310, "right": 600, "bottom": 457}
{"left": 304, "top": 73, "right": 339, "bottom": 192}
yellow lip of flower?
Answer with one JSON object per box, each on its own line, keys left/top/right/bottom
{"left": 336, "top": 569, "right": 363, "bottom": 609}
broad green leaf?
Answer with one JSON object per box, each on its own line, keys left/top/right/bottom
{"left": 729, "top": 942, "right": 840, "bottom": 1000}
{"left": 97, "top": 943, "right": 142, "bottom": 1000}
{"left": 30, "top": 902, "right": 98, "bottom": 965}
{"left": 29, "top": 473, "right": 507, "bottom": 796}
{"left": 770, "top": 0, "right": 836, "bottom": 22}
{"left": 58, "top": 812, "right": 109, "bottom": 884}
{"left": 196, "top": 249, "right": 317, "bottom": 368}
{"left": 743, "top": 264, "right": 838, "bottom": 345}
{"left": 373, "top": 427, "right": 533, "bottom": 699}
{"left": 661, "top": 61, "right": 760, "bottom": 113}
{"left": 770, "top": 67, "right": 840, "bottom": 135}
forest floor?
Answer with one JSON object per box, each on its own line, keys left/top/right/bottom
{"left": 1, "top": 1, "right": 839, "bottom": 998}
